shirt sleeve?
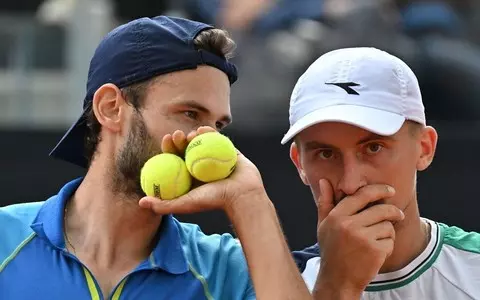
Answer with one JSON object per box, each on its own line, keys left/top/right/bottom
{"left": 178, "top": 224, "right": 257, "bottom": 299}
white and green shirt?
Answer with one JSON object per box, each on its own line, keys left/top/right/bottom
{"left": 293, "top": 218, "right": 480, "bottom": 299}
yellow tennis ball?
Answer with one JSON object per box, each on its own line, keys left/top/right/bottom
{"left": 140, "top": 153, "right": 192, "bottom": 200}
{"left": 185, "top": 132, "right": 237, "bottom": 182}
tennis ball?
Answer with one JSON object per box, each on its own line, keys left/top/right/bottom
{"left": 185, "top": 132, "right": 237, "bottom": 182}
{"left": 140, "top": 153, "right": 192, "bottom": 200}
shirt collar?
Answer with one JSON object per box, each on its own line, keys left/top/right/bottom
{"left": 31, "top": 177, "right": 82, "bottom": 250}
{"left": 31, "top": 178, "right": 189, "bottom": 274}
{"left": 148, "top": 215, "right": 189, "bottom": 274}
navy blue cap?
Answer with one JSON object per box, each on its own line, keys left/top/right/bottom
{"left": 49, "top": 16, "right": 238, "bottom": 168}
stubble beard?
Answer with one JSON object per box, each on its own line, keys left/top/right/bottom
{"left": 112, "top": 112, "right": 161, "bottom": 200}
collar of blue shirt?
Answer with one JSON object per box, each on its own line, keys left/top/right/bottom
{"left": 30, "top": 178, "right": 189, "bottom": 274}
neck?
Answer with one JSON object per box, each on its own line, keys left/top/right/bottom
{"left": 65, "top": 159, "right": 162, "bottom": 268}
{"left": 378, "top": 197, "right": 429, "bottom": 274}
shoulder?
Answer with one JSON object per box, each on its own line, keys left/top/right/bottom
{"left": 0, "top": 202, "right": 44, "bottom": 237}
{"left": 292, "top": 243, "right": 320, "bottom": 273}
{"left": 175, "top": 220, "right": 243, "bottom": 257}
{"left": 439, "top": 222, "right": 480, "bottom": 254}
{"left": 175, "top": 220, "right": 245, "bottom": 270}
{"left": 291, "top": 244, "right": 320, "bottom": 292}
{"left": 174, "top": 220, "right": 255, "bottom": 300}
{"left": 1, "top": 201, "right": 44, "bottom": 220}
{"left": 0, "top": 202, "right": 44, "bottom": 270}
{"left": 428, "top": 222, "right": 480, "bottom": 297}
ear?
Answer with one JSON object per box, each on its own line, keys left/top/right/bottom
{"left": 92, "top": 83, "right": 128, "bottom": 134}
{"left": 416, "top": 126, "right": 438, "bottom": 171}
{"left": 290, "top": 142, "right": 310, "bottom": 185}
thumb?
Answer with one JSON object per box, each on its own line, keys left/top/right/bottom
{"left": 138, "top": 185, "right": 220, "bottom": 215}
{"left": 318, "top": 179, "right": 335, "bottom": 221}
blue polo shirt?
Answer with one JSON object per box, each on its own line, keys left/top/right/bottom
{"left": 0, "top": 178, "right": 255, "bottom": 300}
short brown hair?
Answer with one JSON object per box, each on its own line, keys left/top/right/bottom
{"left": 83, "top": 28, "right": 236, "bottom": 166}
{"left": 406, "top": 120, "right": 425, "bottom": 137}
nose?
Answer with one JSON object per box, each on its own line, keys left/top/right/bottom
{"left": 201, "top": 120, "right": 220, "bottom": 132}
{"left": 336, "top": 153, "right": 367, "bottom": 197}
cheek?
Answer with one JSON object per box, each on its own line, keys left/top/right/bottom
{"left": 311, "top": 185, "right": 321, "bottom": 207}
{"left": 302, "top": 162, "right": 333, "bottom": 195}
{"left": 143, "top": 105, "right": 189, "bottom": 136}
{"left": 300, "top": 167, "right": 321, "bottom": 205}
{"left": 303, "top": 156, "right": 341, "bottom": 184}
{"left": 304, "top": 167, "right": 321, "bottom": 185}
{"left": 144, "top": 115, "right": 192, "bottom": 142}
{"left": 378, "top": 150, "right": 418, "bottom": 207}
{"left": 163, "top": 113, "right": 199, "bottom": 133}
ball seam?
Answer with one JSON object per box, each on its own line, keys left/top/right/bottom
{"left": 189, "top": 157, "right": 235, "bottom": 172}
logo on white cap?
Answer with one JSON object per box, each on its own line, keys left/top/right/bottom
{"left": 325, "top": 82, "right": 361, "bottom": 95}
{"left": 281, "top": 47, "right": 426, "bottom": 145}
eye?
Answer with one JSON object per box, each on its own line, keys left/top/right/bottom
{"left": 365, "top": 143, "right": 383, "bottom": 155}
{"left": 184, "top": 111, "right": 198, "bottom": 120}
{"left": 318, "top": 149, "right": 334, "bottom": 160}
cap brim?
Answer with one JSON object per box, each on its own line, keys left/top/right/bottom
{"left": 281, "top": 104, "right": 406, "bottom": 144}
{"left": 49, "top": 108, "right": 88, "bottom": 168}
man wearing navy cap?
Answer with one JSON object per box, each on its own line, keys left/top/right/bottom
{"left": 0, "top": 16, "right": 311, "bottom": 299}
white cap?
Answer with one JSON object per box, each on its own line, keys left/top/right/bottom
{"left": 281, "top": 47, "right": 426, "bottom": 144}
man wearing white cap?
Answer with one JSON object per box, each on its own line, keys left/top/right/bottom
{"left": 282, "top": 47, "right": 480, "bottom": 299}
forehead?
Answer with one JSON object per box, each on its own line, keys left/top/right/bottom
{"left": 143, "top": 65, "right": 231, "bottom": 110}
{"left": 300, "top": 122, "right": 375, "bottom": 138}
{"left": 296, "top": 121, "right": 407, "bottom": 147}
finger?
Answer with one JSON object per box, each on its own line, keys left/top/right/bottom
{"left": 196, "top": 126, "right": 216, "bottom": 135}
{"left": 186, "top": 126, "right": 217, "bottom": 143}
{"left": 172, "top": 130, "right": 188, "bottom": 155}
{"left": 318, "top": 179, "right": 335, "bottom": 221}
{"left": 334, "top": 184, "right": 396, "bottom": 216}
{"left": 374, "top": 238, "right": 395, "bottom": 259}
{"left": 186, "top": 130, "right": 197, "bottom": 143}
{"left": 138, "top": 187, "right": 220, "bottom": 215}
{"left": 363, "top": 220, "right": 396, "bottom": 241}
{"left": 352, "top": 204, "right": 404, "bottom": 227}
{"left": 139, "top": 195, "right": 209, "bottom": 215}
{"left": 161, "top": 134, "right": 179, "bottom": 155}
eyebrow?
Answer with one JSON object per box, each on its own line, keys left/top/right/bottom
{"left": 303, "top": 133, "right": 394, "bottom": 151}
{"left": 304, "top": 141, "right": 338, "bottom": 151}
{"left": 176, "top": 100, "right": 232, "bottom": 124}
{"left": 357, "top": 132, "right": 395, "bottom": 144}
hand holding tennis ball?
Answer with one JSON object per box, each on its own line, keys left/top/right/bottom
{"left": 140, "top": 129, "right": 237, "bottom": 201}
{"left": 139, "top": 126, "right": 265, "bottom": 215}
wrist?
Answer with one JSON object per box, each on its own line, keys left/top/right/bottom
{"left": 314, "top": 274, "right": 363, "bottom": 300}
{"left": 224, "top": 190, "right": 274, "bottom": 223}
